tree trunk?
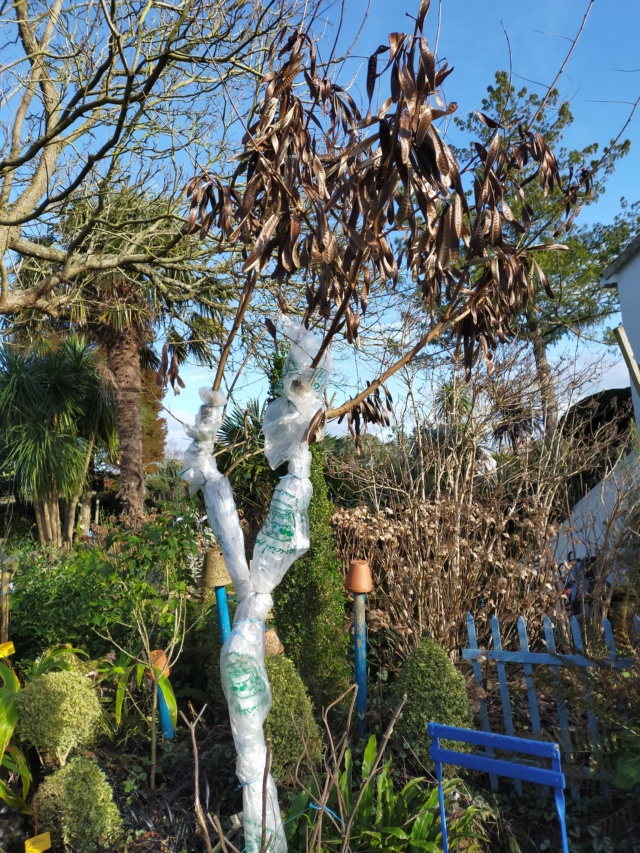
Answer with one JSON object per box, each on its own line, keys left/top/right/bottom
{"left": 36, "top": 496, "right": 62, "bottom": 547}
{"left": 78, "top": 493, "right": 93, "bottom": 537}
{"left": 109, "top": 325, "right": 145, "bottom": 516}
{"left": 62, "top": 432, "right": 96, "bottom": 548}
{"left": 532, "top": 333, "right": 558, "bottom": 439}
{"left": 62, "top": 497, "right": 79, "bottom": 550}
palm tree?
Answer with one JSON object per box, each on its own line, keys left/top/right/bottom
{"left": 0, "top": 337, "right": 117, "bottom": 547}
{"left": 11, "top": 186, "right": 232, "bottom": 516}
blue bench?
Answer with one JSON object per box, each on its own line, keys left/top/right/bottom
{"left": 427, "top": 723, "right": 569, "bottom": 853}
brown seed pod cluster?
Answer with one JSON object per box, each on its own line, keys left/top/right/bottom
{"left": 337, "top": 384, "right": 393, "bottom": 446}
{"left": 155, "top": 343, "right": 185, "bottom": 393}
{"left": 186, "top": 0, "right": 590, "bottom": 389}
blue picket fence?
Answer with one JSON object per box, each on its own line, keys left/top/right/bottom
{"left": 462, "top": 612, "right": 640, "bottom": 795}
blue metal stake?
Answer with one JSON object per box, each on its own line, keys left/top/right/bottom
{"left": 215, "top": 584, "right": 231, "bottom": 643}
{"left": 353, "top": 592, "right": 367, "bottom": 738}
{"left": 157, "top": 683, "right": 174, "bottom": 739}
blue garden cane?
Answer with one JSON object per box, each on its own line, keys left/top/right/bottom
{"left": 427, "top": 723, "right": 569, "bottom": 853}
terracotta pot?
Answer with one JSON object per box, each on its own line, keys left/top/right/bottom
{"left": 199, "top": 548, "right": 232, "bottom": 588}
{"left": 147, "top": 649, "right": 171, "bottom": 679}
{"left": 344, "top": 559, "right": 373, "bottom": 594}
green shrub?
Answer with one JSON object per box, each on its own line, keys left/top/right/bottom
{"left": 274, "top": 445, "right": 350, "bottom": 713}
{"left": 10, "top": 512, "right": 200, "bottom": 658}
{"left": 391, "top": 637, "right": 473, "bottom": 767}
{"left": 264, "top": 655, "right": 323, "bottom": 785}
{"left": 16, "top": 671, "right": 102, "bottom": 765}
{"left": 32, "top": 756, "right": 122, "bottom": 851}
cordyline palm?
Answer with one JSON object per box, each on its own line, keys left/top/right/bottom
{"left": 0, "top": 337, "right": 116, "bottom": 547}
{"left": 15, "top": 186, "right": 233, "bottom": 516}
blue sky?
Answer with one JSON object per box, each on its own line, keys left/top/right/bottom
{"left": 162, "top": 0, "right": 640, "bottom": 451}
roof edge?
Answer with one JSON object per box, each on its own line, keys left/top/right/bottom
{"left": 600, "top": 233, "right": 640, "bottom": 283}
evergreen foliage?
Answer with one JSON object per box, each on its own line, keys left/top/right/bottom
{"left": 391, "top": 637, "right": 473, "bottom": 768}
{"left": 273, "top": 445, "right": 350, "bottom": 713}
{"left": 32, "top": 756, "right": 122, "bottom": 851}
{"left": 264, "top": 655, "right": 322, "bottom": 785}
{"left": 16, "top": 671, "right": 102, "bottom": 766}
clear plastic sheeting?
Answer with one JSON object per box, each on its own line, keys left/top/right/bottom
{"left": 263, "top": 314, "right": 332, "bottom": 470}
{"left": 181, "top": 316, "right": 332, "bottom": 853}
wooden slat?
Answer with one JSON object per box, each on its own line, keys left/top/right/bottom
{"left": 466, "top": 613, "right": 497, "bottom": 790}
{"left": 517, "top": 616, "right": 541, "bottom": 736}
{"left": 460, "top": 648, "right": 633, "bottom": 669}
{"left": 430, "top": 747, "right": 565, "bottom": 789}
{"left": 570, "top": 617, "right": 600, "bottom": 758}
{"left": 491, "top": 614, "right": 522, "bottom": 795}
{"left": 543, "top": 616, "right": 577, "bottom": 800}
{"left": 428, "top": 723, "right": 560, "bottom": 758}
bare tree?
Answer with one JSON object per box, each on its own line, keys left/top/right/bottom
{"left": 0, "top": 0, "right": 302, "bottom": 318}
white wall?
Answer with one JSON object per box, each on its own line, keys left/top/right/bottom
{"left": 553, "top": 451, "right": 638, "bottom": 564}
{"left": 616, "top": 249, "right": 640, "bottom": 427}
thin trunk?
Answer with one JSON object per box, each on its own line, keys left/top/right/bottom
{"left": 532, "top": 333, "right": 558, "bottom": 439}
{"left": 62, "top": 497, "right": 78, "bottom": 549}
{"left": 34, "top": 501, "right": 46, "bottom": 547}
{"left": 78, "top": 493, "right": 92, "bottom": 536}
{"left": 62, "top": 432, "right": 96, "bottom": 548}
{"left": 109, "top": 325, "right": 145, "bottom": 516}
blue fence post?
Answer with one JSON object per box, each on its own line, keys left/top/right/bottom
{"left": 570, "top": 616, "right": 600, "bottom": 759}
{"left": 517, "top": 616, "right": 542, "bottom": 737}
{"left": 464, "top": 613, "right": 497, "bottom": 790}
{"left": 491, "top": 614, "right": 522, "bottom": 795}
{"left": 344, "top": 559, "right": 373, "bottom": 739}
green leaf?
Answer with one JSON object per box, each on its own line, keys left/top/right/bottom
{"left": 410, "top": 808, "right": 436, "bottom": 846}
{"left": 339, "top": 748, "right": 353, "bottom": 813}
{"left": 362, "top": 734, "right": 377, "bottom": 777}
{"left": 0, "top": 661, "right": 20, "bottom": 693}
{"left": 3, "top": 744, "right": 32, "bottom": 799}
{"left": 0, "top": 690, "right": 18, "bottom": 761}
{"left": 380, "top": 827, "right": 409, "bottom": 840}
{"left": 157, "top": 673, "right": 177, "bottom": 728}
{"left": 0, "top": 777, "right": 30, "bottom": 813}
{"left": 375, "top": 760, "right": 393, "bottom": 829}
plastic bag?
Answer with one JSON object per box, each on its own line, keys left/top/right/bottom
{"left": 181, "top": 316, "right": 332, "bottom": 853}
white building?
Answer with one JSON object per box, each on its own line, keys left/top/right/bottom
{"left": 553, "top": 235, "right": 640, "bottom": 565}
{"left": 600, "top": 234, "right": 640, "bottom": 429}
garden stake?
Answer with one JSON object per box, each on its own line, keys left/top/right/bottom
{"left": 353, "top": 595, "right": 367, "bottom": 738}
{"left": 344, "top": 560, "right": 373, "bottom": 739}
{"left": 201, "top": 548, "right": 232, "bottom": 643}
{"left": 157, "top": 684, "right": 174, "bottom": 740}
{"left": 215, "top": 585, "right": 231, "bottom": 644}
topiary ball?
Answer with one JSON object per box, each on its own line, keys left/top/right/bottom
{"left": 16, "top": 670, "right": 102, "bottom": 766}
{"left": 32, "top": 756, "right": 122, "bottom": 851}
{"left": 391, "top": 637, "right": 473, "bottom": 768}
{"left": 264, "top": 655, "right": 323, "bottom": 785}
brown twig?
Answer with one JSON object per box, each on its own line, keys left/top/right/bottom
{"left": 180, "top": 705, "right": 214, "bottom": 853}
